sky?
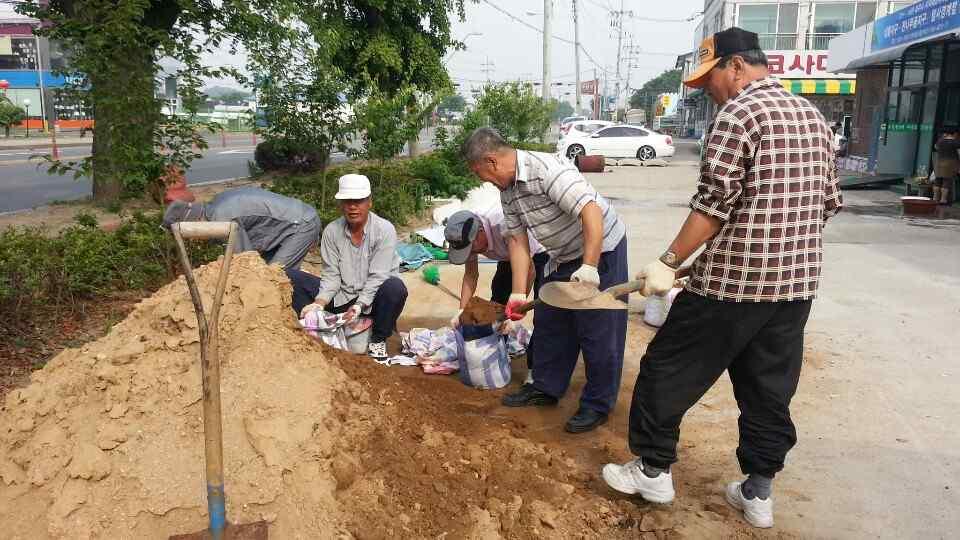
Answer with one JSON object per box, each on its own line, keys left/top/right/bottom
{"left": 447, "top": 0, "right": 705, "bottom": 104}
{"left": 190, "top": 0, "right": 706, "bottom": 106}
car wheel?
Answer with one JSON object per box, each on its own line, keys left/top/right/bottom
{"left": 567, "top": 144, "right": 585, "bottom": 160}
{"left": 637, "top": 146, "right": 656, "bottom": 161}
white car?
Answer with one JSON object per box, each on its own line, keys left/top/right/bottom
{"left": 557, "top": 120, "right": 614, "bottom": 158}
{"left": 562, "top": 124, "right": 675, "bottom": 161}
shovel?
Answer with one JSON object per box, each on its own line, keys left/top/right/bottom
{"left": 538, "top": 267, "right": 691, "bottom": 311}
{"left": 168, "top": 222, "right": 268, "bottom": 540}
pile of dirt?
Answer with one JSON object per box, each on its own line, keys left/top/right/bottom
{"left": 0, "top": 254, "right": 714, "bottom": 539}
{"left": 459, "top": 297, "right": 505, "bottom": 326}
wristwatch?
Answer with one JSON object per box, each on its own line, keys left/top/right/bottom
{"left": 659, "top": 250, "right": 681, "bottom": 270}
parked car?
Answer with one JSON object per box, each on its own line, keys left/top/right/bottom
{"left": 560, "top": 124, "right": 674, "bottom": 161}
{"left": 556, "top": 120, "right": 614, "bottom": 157}
{"left": 559, "top": 115, "right": 588, "bottom": 138}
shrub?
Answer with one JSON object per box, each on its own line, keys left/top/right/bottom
{"left": 0, "top": 212, "right": 221, "bottom": 325}
{"left": 270, "top": 161, "right": 428, "bottom": 227}
{"left": 406, "top": 153, "right": 478, "bottom": 200}
{"left": 254, "top": 138, "right": 330, "bottom": 173}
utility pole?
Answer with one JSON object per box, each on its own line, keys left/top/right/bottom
{"left": 623, "top": 37, "right": 638, "bottom": 114}
{"left": 542, "top": 0, "right": 552, "bottom": 102}
{"left": 593, "top": 67, "right": 599, "bottom": 119}
{"left": 481, "top": 56, "right": 496, "bottom": 85}
{"left": 573, "top": 0, "right": 582, "bottom": 114}
{"left": 612, "top": 0, "right": 625, "bottom": 121}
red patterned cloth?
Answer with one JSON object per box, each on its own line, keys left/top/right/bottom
{"left": 687, "top": 78, "right": 843, "bottom": 302}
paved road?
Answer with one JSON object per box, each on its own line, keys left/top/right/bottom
{"left": 0, "top": 127, "right": 440, "bottom": 213}
{"left": 400, "top": 141, "right": 959, "bottom": 538}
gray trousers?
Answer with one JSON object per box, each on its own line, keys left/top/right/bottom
{"left": 261, "top": 219, "right": 321, "bottom": 270}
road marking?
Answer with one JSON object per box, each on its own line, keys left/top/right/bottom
{"left": 218, "top": 148, "right": 256, "bottom": 154}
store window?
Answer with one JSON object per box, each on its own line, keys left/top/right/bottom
{"left": 738, "top": 3, "right": 799, "bottom": 49}
{"left": 855, "top": 2, "right": 877, "bottom": 27}
{"left": 0, "top": 36, "right": 38, "bottom": 70}
{"left": 902, "top": 46, "right": 926, "bottom": 86}
{"left": 808, "top": 2, "right": 878, "bottom": 49}
{"left": 946, "top": 44, "right": 960, "bottom": 83}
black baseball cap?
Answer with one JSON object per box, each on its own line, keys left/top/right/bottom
{"left": 684, "top": 27, "right": 762, "bottom": 88}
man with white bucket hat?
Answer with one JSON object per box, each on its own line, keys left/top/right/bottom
{"left": 288, "top": 174, "right": 407, "bottom": 359}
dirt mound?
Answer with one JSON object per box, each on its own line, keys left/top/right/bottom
{"left": 0, "top": 254, "right": 738, "bottom": 539}
{"left": 0, "top": 254, "right": 355, "bottom": 538}
{"left": 459, "top": 297, "right": 504, "bottom": 326}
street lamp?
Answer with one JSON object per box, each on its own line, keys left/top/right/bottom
{"left": 23, "top": 98, "right": 31, "bottom": 138}
{"left": 444, "top": 32, "right": 483, "bottom": 67}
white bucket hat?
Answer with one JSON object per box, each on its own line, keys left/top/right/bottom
{"left": 335, "top": 174, "right": 372, "bottom": 200}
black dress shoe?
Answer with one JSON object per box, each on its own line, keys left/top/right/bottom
{"left": 502, "top": 384, "right": 559, "bottom": 407}
{"left": 564, "top": 408, "right": 608, "bottom": 433}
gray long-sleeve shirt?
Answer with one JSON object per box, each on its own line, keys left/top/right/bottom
{"left": 316, "top": 211, "right": 401, "bottom": 309}
{"left": 205, "top": 187, "right": 318, "bottom": 254}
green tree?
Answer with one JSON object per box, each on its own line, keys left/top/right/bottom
{"left": 438, "top": 93, "right": 466, "bottom": 114}
{"left": 552, "top": 100, "right": 574, "bottom": 121}
{"left": 249, "top": 1, "right": 466, "bottom": 167}
{"left": 0, "top": 97, "right": 27, "bottom": 138}
{"left": 20, "top": 1, "right": 466, "bottom": 204}
{"left": 630, "top": 68, "right": 682, "bottom": 121}
{"left": 475, "top": 82, "right": 555, "bottom": 143}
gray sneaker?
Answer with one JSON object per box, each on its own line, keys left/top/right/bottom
{"left": 368, "top": 341, "right": 388, "bottom": 359}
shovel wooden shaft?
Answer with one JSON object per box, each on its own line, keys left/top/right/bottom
{"left": 171, "top": 222, "right": 238, "bottom": 540}
{"left": 175, "top": 221, "right": 234, "bottom": 241}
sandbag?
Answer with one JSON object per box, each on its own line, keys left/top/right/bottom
{"left": 457, "top": 324, "right": 511, "bottom": 390}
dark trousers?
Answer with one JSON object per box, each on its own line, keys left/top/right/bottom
{"left": 285, "top": 268, "right": 408, "bottom": 343}
{"left": 532, "top": 237, "right": 628, "bottom": 414}
{"left": 491, "top": 252, "right": 549, "bottom": 370}
{"left": 628, "top": 291, "right": 812, "bottom": 477}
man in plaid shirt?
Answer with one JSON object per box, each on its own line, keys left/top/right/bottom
{"left": 603, "top": 27, "right": 842, "bottom": 528}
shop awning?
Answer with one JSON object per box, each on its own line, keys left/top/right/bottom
{"left": 777, "top": 79, "right": 856, "bottom": 95}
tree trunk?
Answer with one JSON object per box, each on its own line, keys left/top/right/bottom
{"left": 90, "top": 46, "right": 161, "bottom": 203}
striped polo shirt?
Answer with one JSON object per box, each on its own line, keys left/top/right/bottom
{"left": 501, "top": 150, "right": 625, "bottom": 276}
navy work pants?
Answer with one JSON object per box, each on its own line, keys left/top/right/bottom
{"left": 532, "top": 237, "right": 628, "bottom": 414}
{"left": 285, "top": 268, "right": 408, "bottom": 343}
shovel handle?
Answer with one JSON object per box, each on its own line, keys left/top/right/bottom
{"left": 175, "top": 221, "right": 234, "bottom": 241}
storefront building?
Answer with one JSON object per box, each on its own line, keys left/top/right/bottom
{"left": 829, "top": 0, "right": 960, "bottom": 182}
{"left": 0, "top": 7, "right": 90, "bottom": 130}
{"left": 683, "top": 1, "right": 913, "bottom": 137}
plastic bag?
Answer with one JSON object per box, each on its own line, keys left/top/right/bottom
{"left": 457, "top": 325, "right": 511, "bottom": 389}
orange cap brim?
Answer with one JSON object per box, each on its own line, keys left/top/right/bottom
{"left": 683, "top": 58, "right": 719, "bottom": 88}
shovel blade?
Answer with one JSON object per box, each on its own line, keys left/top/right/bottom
{"left": 169, "top": 521, "right": 269, "bottom": 540}
{"left": 539, "top": 282, "right": 629, "bottom": 310}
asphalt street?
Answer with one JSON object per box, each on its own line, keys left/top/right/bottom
{"left": 0, "top": 127, "right": 444, "bottom": 213}
{"left": 0, "top": 143, "right": 343, "bottom": 213}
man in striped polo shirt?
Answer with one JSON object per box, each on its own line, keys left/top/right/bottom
{"left": 461, "top": 127, "right": 628, "bottom": 434}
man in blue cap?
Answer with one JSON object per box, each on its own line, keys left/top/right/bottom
{"left": 444, "top": 206, "right": 548, "bottom": 383}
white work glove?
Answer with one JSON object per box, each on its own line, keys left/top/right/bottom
{"left": 343, "top": 304, "right": 363, "bottom": 322}
{"left": 299, "top": 302, "right": 324, "bottom": 319}
{"left": 638, "top": 260, "right": 677, "bottom": 297}
{"left": 570, "top": 264, "right": 600, "bottom": 287}
{"left": 449, "top": 308, "right": 464, "bottom": 328}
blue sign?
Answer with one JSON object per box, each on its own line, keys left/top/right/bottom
{"left": 0, "top": 70, "right": 73, "bottom": 88}
{"left": 872, "top": 0, "right": 960, "bottom": 51}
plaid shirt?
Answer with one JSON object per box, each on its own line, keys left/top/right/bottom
{"left": 502, "top": 151, "right": 626, "bottom": 276}
{"left": 686, "top": 78, "right": 843, "bottom": 302}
